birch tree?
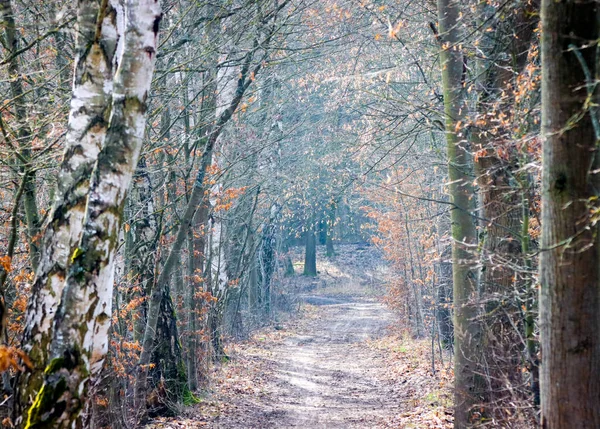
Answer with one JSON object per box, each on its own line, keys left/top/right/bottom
{"left": 19, "top": 0, "right": 162, "bottom": 426}
{"left": 16, "top": 0, "right": 118, "bottom": 418}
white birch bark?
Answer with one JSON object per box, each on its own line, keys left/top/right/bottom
{"left": 23, "top": 0, "right": 161, "bottom": 426}
{"left": 16, "top": 0, "right": 119, "bottom": 419}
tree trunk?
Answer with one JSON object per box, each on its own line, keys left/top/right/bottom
{"left": 187, "top": 199, "right": 209, "bottom": 390}
{"left": 325, "top": 201, "right": 336, "bottom": 257}
{"left": 471, "top": 2, "right": 539, "bottom": 418}
{"left": 283, "top": 241, "right": 295, "bottom": 277}
{"left": 22, "top": 0, "right": 161, "bottom": 426}
{"left": 129, "top": 157, "right": 159, "bottom": 343}
{"left": 436, "top": 1, "right": 481, "bottom": 426}
{"left": 147, "top": 279, "right": 187, "bottom": 418}
{"left": 303, "top": 222, "right": 317, "bottom": 277}
{"left": 259, "top": 204, "right": 278, "bottom": 315}
{"left": 16, "top": 0, "right": 118, "bottom": 421}
{"left": 436, "top": 211, "right": 453, "bottom": 347}
{"left": 540, "top": 1, "right": 600, "bottom": 427}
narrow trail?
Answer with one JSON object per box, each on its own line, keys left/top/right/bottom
{"left": 264, "top": 299, "right": 394, "bottom": 427}
{"left": 211, "top": 298, "right": 401, "bottom": 428}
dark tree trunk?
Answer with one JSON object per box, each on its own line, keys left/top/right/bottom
{"left": 325, "top": 201, "right": 336, "bottom": 257}
{"left": 259, "top": 206, "right": 278, "bottom": 315}
{"left": 283, "top": 241, "right": 295, "bottom": 277}
{"left": 147, "top": 282, "right": 187, "bottom": 418}
{"left": 540, "top": 1, "right": 600, "bottom": 427}
{"left": 436, "top": 257, "right": 453, "bottom": 348}
{"left": 471, "top": 2, "right": 539, "bottom": 419}
{"left": 303, "top": 223, "right": 317, "bottom": 277}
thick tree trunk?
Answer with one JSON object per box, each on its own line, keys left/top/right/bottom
{"left": 325, "top": 201, "right": 336, "bottom": 257}
{"left": 436, "top": 1, "right": 481, "bottom": 426}
{"left": 129, "top": 157, "right": 159, "bottom": 343}
{"left": 16, "top": 0, "right": 118, "bottom": 421}
{"left": 259, "top": 204, "right": 278, "bottom": 315}
{"left": 22, "top": 0, "right": 161, "bottom": 426}
{"left": 540, "top": 1, "right": 600, "bottom": 427}
{"left": 325, "top": 229, "right": 334, "bottom": 257}
{"left": 471, "top": 2, "right": 539, "bottom": 418}
{"left": 147, "top": 280, "right": 187, "bottom": 418}
{"left": 283, "top": 242, "right": 295, "bottom": 277}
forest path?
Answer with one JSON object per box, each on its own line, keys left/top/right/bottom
{"left": 209, "top": 297, "right": 401, "bottom": 428}
{"left": 259, "top": 298, "right": 395, "bottom": 427}
{"left": 146, "top": 245, "right": 452, "bottom": 428}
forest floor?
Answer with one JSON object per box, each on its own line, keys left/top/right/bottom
{"left": 147, "top": 244, "right": 453, "bottom": 428}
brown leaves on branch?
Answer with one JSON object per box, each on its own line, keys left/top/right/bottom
{"left": 0, "top": 346, "right": 32, "bottom": 373}
{"left": 0, "top": 256, "right": 11, "bottom": 273}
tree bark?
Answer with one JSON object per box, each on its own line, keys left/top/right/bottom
{"left": 303, "top": 221, "right": 317, "bottom": 277}
{"left": 22, "top": 0, "right": 161, "bottom": 426}
{"left": 471, "top": 2, "right": 539, "bottom": 417}
{"left": 147, "top": 279, "right": 187, "bottom": 418}
{"left": 129, "top": 156, "right": 159, "bottom": 342}
{"left": 325, "top": 200, "right": 336, "bottom": 257}
{"left": 540, "top": 1, "right": 600, "bottom": 427}
{"left": 436, "top": 0, "right": 481, "bottom": 426}
{"left": 16, "top": 0, "right": 118, "bottom": 420}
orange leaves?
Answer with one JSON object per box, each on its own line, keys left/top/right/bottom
{"left": 0, "top": 256, "right": 11, "bottom": 273}
{"left": 206, "top": 163, "right": 222, "bottom": 177}
{"left": 360, "top": 166, "right": 445, "bottom": 315}
{"left": 240, "top": 94, "right": 257, "bottom": 113}
{"left": 12, "top": 295, "right": 26, "bottom": 314}
{"left": 474, "top": 148, "right": 487, "bottom": 162}
{"left": 0, "top": 346, "right": 32, "bottom": 373}
{"left": 95, "top": 397, "right": 109, "bottom": 407}
{"left": 496, "top": 146, "right": 509, "bottom": 160}
{"left": 454, "top": 120, "right": 462, "bottom": 133}
{"left": 528, "top": 216, "right": 541, "bottom": 240}
{"left": 213, "top": 186, "right": 248, "bottom": 212}
{"left": 196, "top": 290, "right": 218, "bottom": 303}
{"left": 122, "top": 341, "right": 143, "bottom": 352}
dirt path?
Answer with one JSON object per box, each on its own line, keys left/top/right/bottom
{"left": 266, "top": 300, "right": 394, "bottom": 427}
{"left": 146, "top": 245, "right": 452, "bottom": 428}
{"left": 208, "top": 298, "right": 402, "bottom": 428}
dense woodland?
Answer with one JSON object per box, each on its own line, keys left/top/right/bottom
{"left": 0, "top": 0, "right": 596, "bottom": 427}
